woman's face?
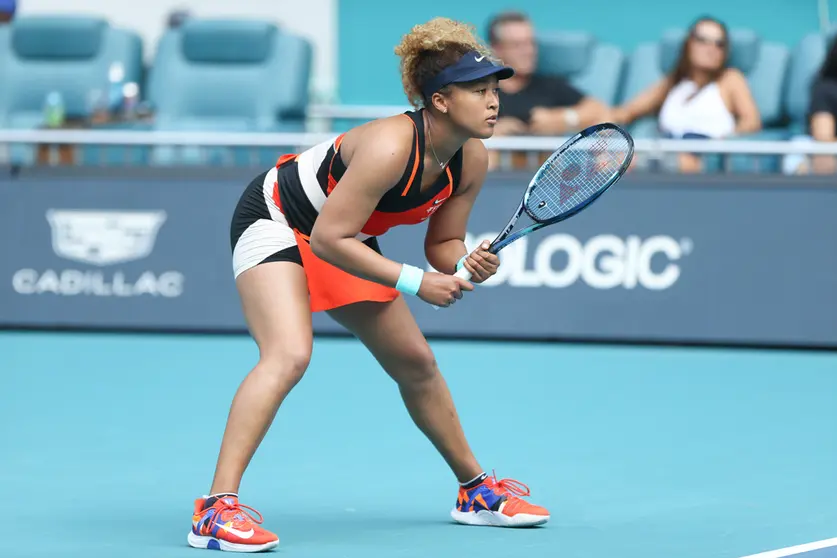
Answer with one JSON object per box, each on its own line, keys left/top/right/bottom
{"left": 442, "top": 76, "right": 501, "bottom": 139}
{"left": 688, "top": 20, "right": 728, "bottom": 72}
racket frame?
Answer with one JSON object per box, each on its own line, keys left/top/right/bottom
{"left": 485, "top": 122, "right": 634, "bottom": 255}
{"left": 437, "top": 122, "right": 634, "bottom": 303}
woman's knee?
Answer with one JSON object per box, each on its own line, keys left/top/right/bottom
{"left": 257, "top": 342, "right": 312, "bottom": 388}
{"left": 389, "top": 342, "right": 439, "bottom": 386}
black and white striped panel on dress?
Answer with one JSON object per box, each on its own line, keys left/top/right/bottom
{"left": 230, "top": 166, "right": 298, "bottom": 279}
{"left": 229, "top": 137, "right": 374, "bottom": 279}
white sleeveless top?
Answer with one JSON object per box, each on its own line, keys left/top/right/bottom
{"left": 658, "top": 80, "right": 736, "bottom": 138}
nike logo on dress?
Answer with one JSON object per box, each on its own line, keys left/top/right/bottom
{"left": 475, "top": 55, "right": 485, "bottom": 62}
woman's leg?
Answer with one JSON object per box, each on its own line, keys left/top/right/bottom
{"left": 678, "top": 133, "right": 709, "bottom": 173}
{"left": 209, "top": 261, "right": 313, "bottom": 494}
{"left": 327, "top": 296, "right": 481, "bottom": 483}
{"left": 677, "top": 152, "right": 704, "bottom": 173}
{"left": 327, "top": 296, "right": 549, "bottom": 527}
{"left": 189, "top": 260, "right": 312, "bottom": 551}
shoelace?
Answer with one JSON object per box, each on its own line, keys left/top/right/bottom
{"left": 214, "top": 500, "right": 265, "bottom": 528}
{"left": 487, "top": 470, "right": 531, "bottom": 499}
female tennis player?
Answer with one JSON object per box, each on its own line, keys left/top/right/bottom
{"left": 187, "top": 17, "right": 549, "bottom": 552}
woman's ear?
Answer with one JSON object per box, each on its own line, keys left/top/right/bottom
{"left": 430, "top": 91, "right": 449, "bottom": 114}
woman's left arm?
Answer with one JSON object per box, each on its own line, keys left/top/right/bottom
{"left": 727, "top": 69, "right": 762, "bottom": 135}
{"left": 423, "top": 139, "right": 499, "bottom": 283}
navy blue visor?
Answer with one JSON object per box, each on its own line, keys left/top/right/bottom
{"left": 420, "top": 50, "right": 514, "bottom": 99}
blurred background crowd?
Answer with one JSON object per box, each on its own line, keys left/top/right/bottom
{"left": 0, "top": 0, "right": 835, "bottom": 174}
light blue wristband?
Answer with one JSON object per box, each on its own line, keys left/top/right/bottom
{"left": 395, "top": 264, "right": 424, "bottom": 296}
{"left": 455, "top": 255, "right": 468, "bottom": 272}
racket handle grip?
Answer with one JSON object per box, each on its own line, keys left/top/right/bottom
{"left": 431, "top": 267, "right": 473, "bottom": 310}
{"left": 453, "top": 266, "right": 473, "bottom": 280}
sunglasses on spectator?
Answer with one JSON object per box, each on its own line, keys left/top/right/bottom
{"left": 692, "top": 33, "right": 726, "bottom": 48}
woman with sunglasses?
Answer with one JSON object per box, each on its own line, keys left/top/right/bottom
{"left": 611, "top": 16, "right": 761, "bottom": 172}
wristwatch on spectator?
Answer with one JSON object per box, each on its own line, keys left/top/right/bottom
{"left": 563, "top": 108, "right": 580, "bottom": 128}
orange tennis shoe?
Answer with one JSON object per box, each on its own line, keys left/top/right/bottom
{"left": 451, "top": 472, "right": 550, "bottom": 527}
{"left": 187, "top": 495, "right": 279, "bottom": 552}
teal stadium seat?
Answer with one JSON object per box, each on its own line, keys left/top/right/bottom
{"left": 146, "top": 19, "right": 312, "bottom": 167}
{"left": 621, "top": 27, "right": 790, "bottom": 172}
{"left": 784, "top": 26, "right": 837, "bottom": 135}
{"left": 0, "top": 16, "right": 143, "bottom": 165}
{"left": 536, "top": 31, "right": 625, "bottom": 106}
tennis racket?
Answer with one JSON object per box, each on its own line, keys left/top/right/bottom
{"left": 434, "top": 122, "right": 634, "bottom": 309}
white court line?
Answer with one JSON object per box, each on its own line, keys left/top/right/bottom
{"left": 739, "top": 537, "right": 837, "bottom": 558}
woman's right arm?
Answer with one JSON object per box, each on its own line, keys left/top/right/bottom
{"left": 309, "top": 119, "right": 414, "bottom": 287}
{"left": 808, "top": 79, "right": 837, "bottom": 173}
{"left": 309, "top": 118, "right": 474, "bottom": 305}
{"left": 810, "top": 79, "right": 837, "bottom": 142}
{"left": 611, "top": 77, "right": 671, "bottom": 125}
{"left": 811, "top": 112, "right": 836, "bottom": 141}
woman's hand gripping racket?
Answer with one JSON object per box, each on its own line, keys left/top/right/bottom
{"left": 433, "top": 122, "right": 634, "bottom": 309}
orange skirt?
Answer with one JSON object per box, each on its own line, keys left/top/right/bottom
{"left": 292, "top": 228, "right": 400, "bottom": 313}
{"left": 274, "top": 154, "right": 400, "bottom": 313}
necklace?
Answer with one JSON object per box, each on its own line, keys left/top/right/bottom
{"left": 426, "top": 114, "right": 449, "bottom": 169}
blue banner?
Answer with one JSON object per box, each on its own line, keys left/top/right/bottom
{"left": 1, "top": 168, "right": 835, "bottom": 348}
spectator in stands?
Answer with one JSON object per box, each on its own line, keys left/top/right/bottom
{"left": 166, "top": 8, "right": 191, "bottom": 29}
{"left": 0, "top": 0, "right": 15, "bottom": 23}
{"left": 486, "top": 11, "right": 609, "bottom": 137}
{"left": 612, "top": 16, "right": 761, "bottom": 172}
{"left": 807, "top": 35, "right": 837, "bottom": 174}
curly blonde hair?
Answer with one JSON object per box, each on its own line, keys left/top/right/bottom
{"left": 394, "top": 17, "right": 496, "bottom": 108}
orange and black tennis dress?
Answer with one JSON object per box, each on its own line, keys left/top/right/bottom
{"left": 229, "top": 109, "right": 464, "bottom": 312}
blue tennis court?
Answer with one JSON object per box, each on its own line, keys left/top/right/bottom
{"left": 2, "top": 330, "right": 835, "bottom": 558}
